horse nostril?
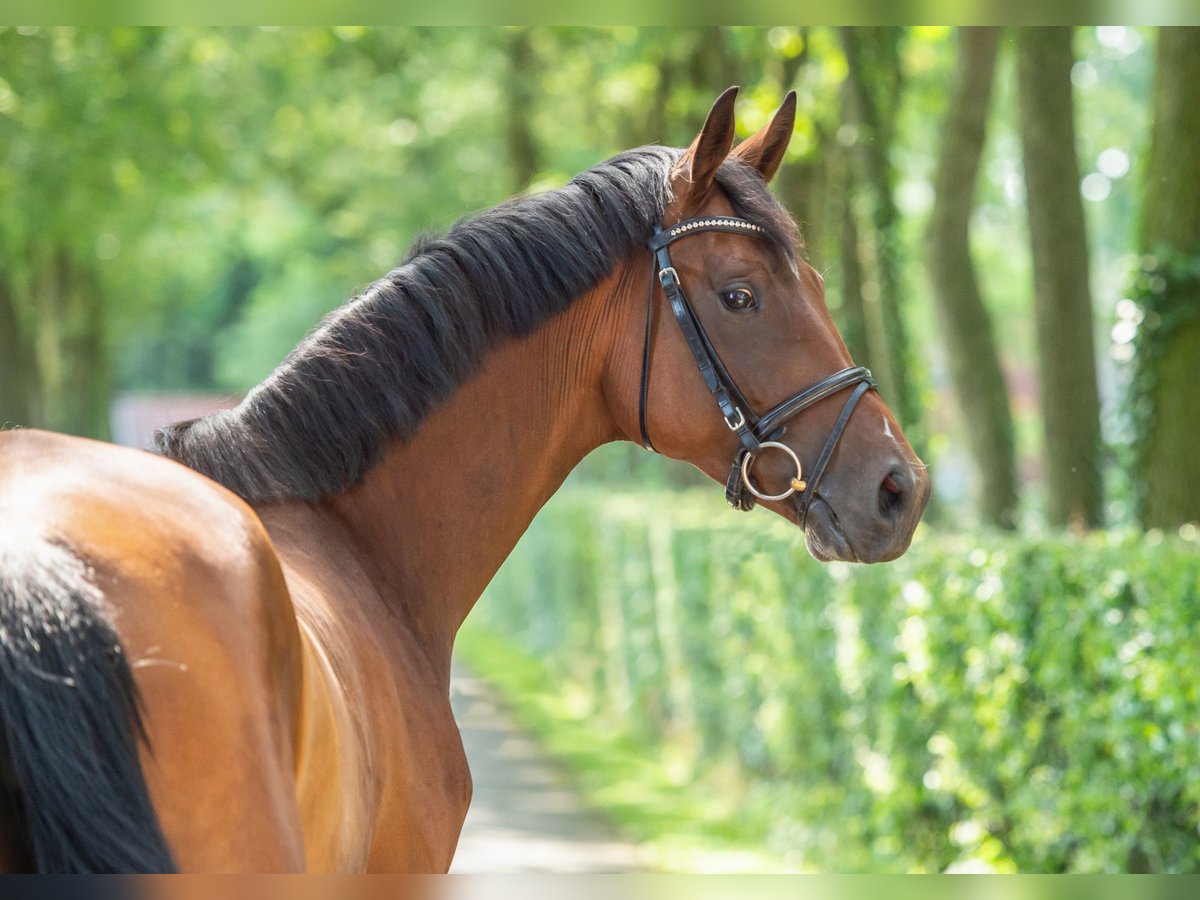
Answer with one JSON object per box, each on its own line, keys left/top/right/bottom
{"left": 879, "top": 469, "right": 906, "bottom": 520}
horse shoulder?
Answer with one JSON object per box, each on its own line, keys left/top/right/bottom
{"left": 259, "top": 507, "right": 473, "bottom": 872}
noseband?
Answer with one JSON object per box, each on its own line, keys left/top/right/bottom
{"left": 637, "top": 215, "right": 877, "bottom": 520}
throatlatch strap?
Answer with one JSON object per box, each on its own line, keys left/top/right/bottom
{"left": 638, "top": 257, "right": 657, "bottom": 452}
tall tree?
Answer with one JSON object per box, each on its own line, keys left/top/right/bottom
{"left": 838, "top": 27, "right": 922, "bottom": 439}
{"left": 767, "top": 31, "right": 872, "bottom": 405}
{"left": 829, "top": 73, "right": 876, "bottom": 376}
{"left": 1016, "top": 27, "right": 1103, "bottom": 528}
{"left": 505, "top": 28, "right": 540, "bottom": 193}
{"left": 0, "top": 278, "right": 35, "bottom": 428}
{"left": 0, "top": 28, "right": 212, "bottom": 438}
{"left": 691, "top": 27, "right": 740, "bottom": 100}
{"left": 1135, "top": 27, "right": 1200, "bottom": 528}
{"left": 35, "top": 248, "right": 111, "bottom": 440}
{"left": 835, "top": 174, "right": 871, "bottom": 366}
{"left": 927, "top": 27, "right": 1018, "bottom": 528}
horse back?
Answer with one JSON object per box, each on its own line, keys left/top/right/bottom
{"left": 0, "top": 429, "right": 307, "bottom": 871}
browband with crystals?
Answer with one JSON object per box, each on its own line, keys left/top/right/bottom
{"left": 648, "top": 216, "right": 767, "bottom": 252}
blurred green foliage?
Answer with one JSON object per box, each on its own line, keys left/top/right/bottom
{"left": 464, "top": 487, "right": 1200, "bottom": 872}
{"left": 0, "top": 26, "right": 1163, "bottom": 522}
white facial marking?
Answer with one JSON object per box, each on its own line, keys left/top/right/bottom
{"left": 881, "top": 414, "right": 904, "bottom": 452}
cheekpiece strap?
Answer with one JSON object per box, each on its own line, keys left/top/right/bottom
{"left": 649, "top": 218, "right": 771, "bottom": 459}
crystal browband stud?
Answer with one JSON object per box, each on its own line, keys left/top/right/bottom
{"left": 670, "top": 219, "right": 766, "bottom": 238}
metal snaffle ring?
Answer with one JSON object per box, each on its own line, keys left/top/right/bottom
{"left": 740, "top": 441, "right": 808, "bottom": 502}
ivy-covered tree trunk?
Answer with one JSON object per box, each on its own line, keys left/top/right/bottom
{"left": 838, "top": 27, "right": 922, "bottom": 442}
{"left": 1136, "top": 27, "right": 1200, "bottom": 528}
{"left": 927, "top": 27, "right": 1018, "bottom": 528}
{"left": 1016, "top": 27, "right": 1103, "bottom": 529}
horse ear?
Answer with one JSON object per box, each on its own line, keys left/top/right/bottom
{"left": 672, "top": 86, "right": 739, "bottom": 207}
{"left": 729, "top": 91, "right": 797, "bottom": 183}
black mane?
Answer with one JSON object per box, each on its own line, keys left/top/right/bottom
{"left": 153, "top": 147, "right": 797, "bottom": 501}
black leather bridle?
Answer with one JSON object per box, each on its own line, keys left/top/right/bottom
{"left": 638, "top": 214, "right": 877, "bottom": 521}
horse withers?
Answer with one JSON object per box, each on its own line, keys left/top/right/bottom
{"left": 0, "top": 88, "right": 928, "bottom": 872}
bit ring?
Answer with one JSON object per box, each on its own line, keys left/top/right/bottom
{"left": 741, "top": 441, "right": 806, "bottom": 502}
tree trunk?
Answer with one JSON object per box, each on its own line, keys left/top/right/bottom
{"left": 691, "top": 27, "right": 740, "bottom": 100}
{"left": 0, "top": 277, "right": 35, "bottom": 428}
{"left": 506, "top": 28, "right": 539, "bottom": 193}
{"left": 838, "top": 27, "right": 921, "bottom": 441}
{"left": 927, "top": 27, "right": 1018, "bottom": 528}
{"left": 645, "top": 38, "right": 675, "bottom": 145}
{"left": 36, "top": 247, "right": 111, "bottom": 441}
{"left": 774, "top": 34, "right": 872, "bottom": 392}
{"left": 774, "top": 34, "right": 830, "bottom": 275}
{"left": 1016, "top": 27, "right": 1103, "bottom": 529}
{"left": 835, "top": 161, "right": 871, "bottom": 366}
{"left": 1136, "top": 27, "right": 1200, "bottom": 529}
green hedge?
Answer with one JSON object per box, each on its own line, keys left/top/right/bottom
{"left": 465, "top": 488, "right": 1200, "bottom": 873}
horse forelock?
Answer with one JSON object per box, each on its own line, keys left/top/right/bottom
{"left": 153, "top": 147, "right": 798, "bottom": 501}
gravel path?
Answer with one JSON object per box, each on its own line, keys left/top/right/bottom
{"left": 448, "top": 662, "right": 643, "bottom": 874}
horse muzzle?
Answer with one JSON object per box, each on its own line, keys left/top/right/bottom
{"left": 799, "top": 458, "right": 930, "bottom": 563}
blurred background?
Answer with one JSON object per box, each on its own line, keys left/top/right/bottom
{"left": 2, "top": 26, "right": 1199, "bottom": 872}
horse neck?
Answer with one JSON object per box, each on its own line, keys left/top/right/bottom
{"left": 319, "top": 265, "right": 638, "bottom": 680}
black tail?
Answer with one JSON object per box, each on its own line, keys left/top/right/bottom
{"left": 0, "top": 539, "right": 176, "bottom": 873}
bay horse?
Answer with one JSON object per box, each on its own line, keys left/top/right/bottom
{"left": 0, "top": 88, "right": 928, "bottom": 873}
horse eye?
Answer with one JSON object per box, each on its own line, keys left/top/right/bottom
{"left": 719, "top": 287, "right": 756, "bottom": 311}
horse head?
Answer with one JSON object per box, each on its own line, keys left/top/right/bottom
{"left": 621, "top": 87, "right": 929, "bottom": 562}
